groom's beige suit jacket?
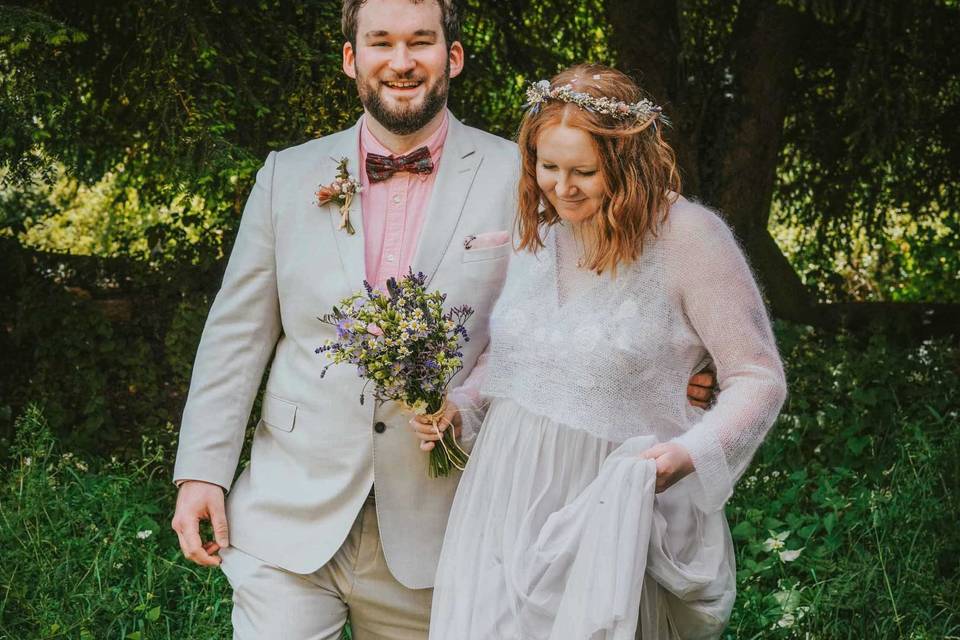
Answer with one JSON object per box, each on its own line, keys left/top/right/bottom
{"left": 173, "top": 112, "right": 518, "bottom": 589}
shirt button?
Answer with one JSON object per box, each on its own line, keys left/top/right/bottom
{"left": 386, "top": 254, "right": 395, "bottom": 263}
{"left": 392, "top": 194, "right": 401, "bottom": 204}
{"left": 374, "top": 421, "right": 387, "bottom": 434}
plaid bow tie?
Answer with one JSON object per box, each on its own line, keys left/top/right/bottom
{"left": 365, "top": 146, "right": 434, "bottom": 183}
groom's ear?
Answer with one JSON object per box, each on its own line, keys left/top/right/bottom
{"left": 342, "top": 41, "right": 357, "bottom": 79}
{"left": 448, "top": 40, "right": 465, "bottom": 80}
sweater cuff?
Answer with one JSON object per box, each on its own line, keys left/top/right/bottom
{"left": 672, "top": 425, "right": 733, "bottom": 513}
{"left": 447, "top": 388, "right": 486, "bottom": 451}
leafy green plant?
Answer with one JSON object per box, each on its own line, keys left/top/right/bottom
{"left": 0, "top": 404, "right": 232, "bottom": 639}
{"left": 725, "top": 324, "right": 960, "bottom": 638}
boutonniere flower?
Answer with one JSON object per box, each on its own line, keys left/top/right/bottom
{"left": 315, "top": 157, "right": 362, "bottom": 235}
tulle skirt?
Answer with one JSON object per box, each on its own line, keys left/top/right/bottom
{"left": 429, "top": 398, "right": 737, "bottom": 640}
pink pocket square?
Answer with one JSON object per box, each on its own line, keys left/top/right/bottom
{"left": 464, "top": 230, "right": 510, "bottom": 250}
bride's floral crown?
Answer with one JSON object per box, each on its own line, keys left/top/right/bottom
{"left": 524, "top": 79, "right": 669, "bottom": 127}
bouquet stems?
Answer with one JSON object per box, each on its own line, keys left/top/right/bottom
{"left": 422, "top": 399, "right": 470, "bottom": 478}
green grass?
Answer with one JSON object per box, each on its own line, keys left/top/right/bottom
{"left": 0, "top": 406, "right": 232, "bottom": 639}
{"left": 1, "top": 325, "right": 957, "bottom": 639}
{"left": 725, "top": 325, "right": 960, "bottom": 638}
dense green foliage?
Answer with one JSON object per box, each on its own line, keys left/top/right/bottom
{"left": 727, "top": 324, "right": 960, "bottom": 636}
{"left": 2, "top": 328, "right": 958, "bottom": 638}
{"left": 3, "top": 1, "right": 958, "bottom": 306}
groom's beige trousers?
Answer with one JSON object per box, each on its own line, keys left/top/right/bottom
{"left": 219, "top": 496, "right": 433, "bottom": 640}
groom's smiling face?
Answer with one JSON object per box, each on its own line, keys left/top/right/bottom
{"left": 343, "top": 0, "right": 464, "bottom": 136}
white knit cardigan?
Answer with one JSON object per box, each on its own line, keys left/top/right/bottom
{"left": 451, "top": 197, "right": 787, "bottom": 513}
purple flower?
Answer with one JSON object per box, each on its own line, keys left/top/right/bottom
{"left": 337, "top": 319, "right": 354, "bottom": 339}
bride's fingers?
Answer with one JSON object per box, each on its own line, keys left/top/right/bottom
{"left": 639, "top": 444, "right": 666, "bottom": 460}
{"left": 410, "top": 418, "right": 449, "bottom": 438}
{"left": 420, "top": 440, "right": 436, "bottom": 452}
{"left": 409, "top": 420, "right": 445, "bottom": 440}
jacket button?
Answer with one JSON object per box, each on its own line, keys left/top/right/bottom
{"left": 374, "top": 421, "right": 386, "bottom": 434}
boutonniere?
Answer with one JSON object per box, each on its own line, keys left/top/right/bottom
{"left": 315, "top": 157, "right": 362, "bottom": 235}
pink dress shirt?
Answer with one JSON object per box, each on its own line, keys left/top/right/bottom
{"left": 359, "top": 112, "right": 449, "bottom": 291}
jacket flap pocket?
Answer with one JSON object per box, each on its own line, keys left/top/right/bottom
{"left": 261, "top": 393, "right": 297, "bottom": 432}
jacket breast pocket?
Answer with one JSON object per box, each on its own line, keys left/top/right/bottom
{"left": 462, "top": 242, "right": 512, "bottom": 263}
{"left": 261, "top": 393, "right": 298, "bottom": 432}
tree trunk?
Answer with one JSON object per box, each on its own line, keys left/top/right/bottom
{"left": 604, "top": 0, "right": 702, "bottom": 191}
{"left": 707, "top": 1, "right": 822, "bottom": 324}
{"left": 608, "top": 0, "right": 824, "bottom": 325}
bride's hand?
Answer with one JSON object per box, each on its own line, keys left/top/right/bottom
{"left": 409, "top": 401, "right": 462, "bottom": 452}
{"left": 639, "top": 442, "right": 694, "bottom": 493}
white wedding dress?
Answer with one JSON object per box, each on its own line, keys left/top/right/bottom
{"left": 431, "top": 199, "right": 787, "bottom": 639}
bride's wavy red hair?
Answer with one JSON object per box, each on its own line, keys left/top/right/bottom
{"left": 516, "top": 64, "right": 681, "bottom": 274}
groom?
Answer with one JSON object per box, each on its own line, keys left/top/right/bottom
{"left": 171, "top": 0, "right": 716, "bottom": 638}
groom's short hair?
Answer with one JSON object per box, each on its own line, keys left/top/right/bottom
{"left": 342, "top": 0, "right": 461, "bottom": 49}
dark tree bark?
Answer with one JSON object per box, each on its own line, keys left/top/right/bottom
{"left": 604, "top": 0, "right": 701, "bottom": 191}
{"left": 607, "top": 0, "right": 823, "bottom": 325}
{"left": 705, "top": 1, "right": 821, "bottom": 325}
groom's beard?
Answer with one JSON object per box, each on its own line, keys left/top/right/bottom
{"left": 355, "top": 65, "right": 450, "bottom": 136}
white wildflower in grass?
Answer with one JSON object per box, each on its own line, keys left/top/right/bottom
{"left": 779, "top": 547, "right": 804, "bottom": 562}
{"left": 317, "top": 270, "right": 474, "bottom": 478}
{"left": 771, "top": 586, "right": 809, "bottom": 630}
{"left": 136, "top": 530, "right": 153, "bottom": 540}
{"left": 763, "top": 530, "right": 790, "bottom": 552}
{"left": 23, "top": 456, "right": 31, "bottom": 467}
{"left": 776, "top": 612, "right": 796, "bottom": 628}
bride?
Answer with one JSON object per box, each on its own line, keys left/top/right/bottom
{"left": 415, "top": 63, "right": 787, "bottom": 639}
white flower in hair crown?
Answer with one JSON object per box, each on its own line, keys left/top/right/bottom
{"left": 524, "top": 79, "right": 670, "bottom": 127}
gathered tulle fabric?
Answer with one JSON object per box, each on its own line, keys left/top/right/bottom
{"left": 430, "top": 399, "right": 736, "bottom": 640}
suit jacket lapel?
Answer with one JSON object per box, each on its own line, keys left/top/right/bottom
{"left": 325, "top": 118, "right": 368, "bottom": 289}
{"left": 412, "top": 113, "right": 481, "bottom": 287}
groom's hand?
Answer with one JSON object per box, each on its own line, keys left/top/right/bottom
{"left": 172, "top": 480, "right": 229, "bottom": 567}
{"left": 687, "top": 370, "right": 717, "bottom": 409}
{"left": 410, "top": 401, "right": 462, "bottom": 452}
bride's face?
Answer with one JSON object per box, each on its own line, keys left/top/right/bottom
{"left": 535, "top": 123, "right": 605, "bottom": 225}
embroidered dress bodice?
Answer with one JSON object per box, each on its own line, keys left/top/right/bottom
{"left": 479, "top": 198, "right": 787, "bottom": 512}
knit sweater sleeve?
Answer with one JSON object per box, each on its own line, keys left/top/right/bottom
{"left": 447, "top": 346, "right": 491, "bottom": 449}
{"left": 668, "top": 202, "right": 787, "bottom": 512}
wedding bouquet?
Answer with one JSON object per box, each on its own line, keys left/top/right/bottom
{"left": 316, "top": 270, "right": 474, "bottom": 477}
